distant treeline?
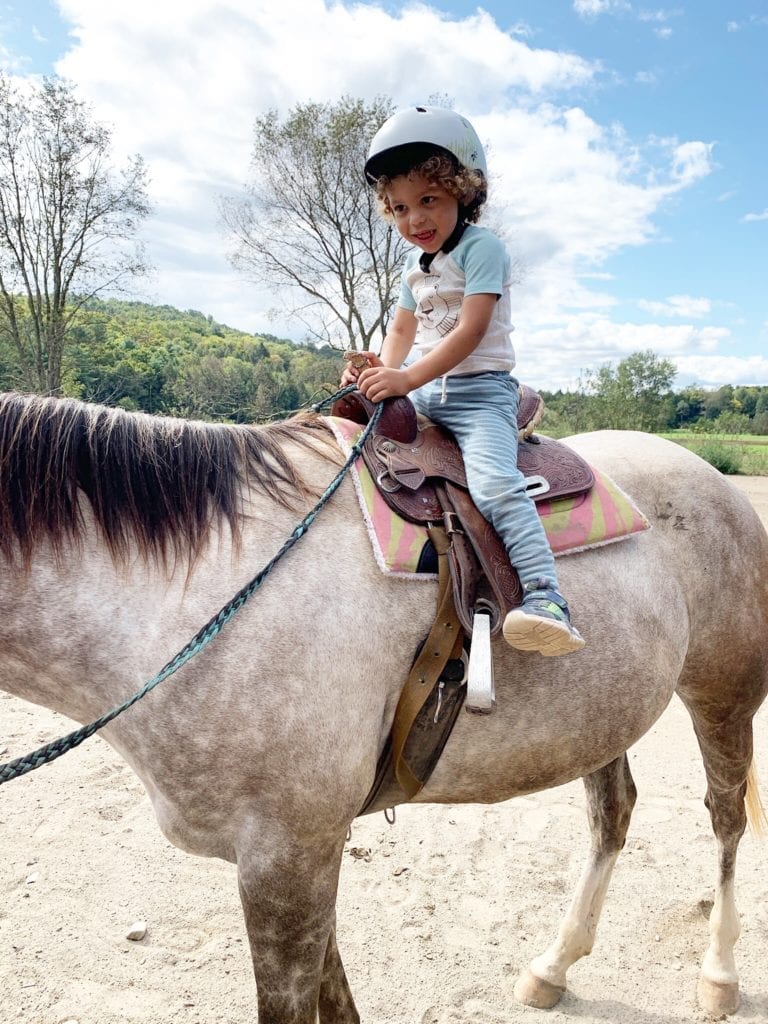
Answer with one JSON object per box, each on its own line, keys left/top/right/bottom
{"left": 0, "top": 298, "right": 766, "bottom": 435}
{"left": 0, "top": 298, "right": 345, "bottom": 422}
{"left": 539, "top": 382, "right": 768, "bottom": 438}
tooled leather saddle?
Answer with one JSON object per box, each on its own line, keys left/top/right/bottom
{"left": 332, "top": 384, "right": 594, "bottom": 637}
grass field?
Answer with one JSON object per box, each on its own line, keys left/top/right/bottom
{"left": 659, "top": 431, "right": 768, "bottom": 476}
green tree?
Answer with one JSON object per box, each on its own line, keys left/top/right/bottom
{"left": 584, "top": 350, "right": 677, "bottom": 431}
{"left": 703, "top": 385, "right": 733, "bottom": 421}
{"left": 712, "top": 409, "right": 752, "bottom": 435}
{"left": 731, "top": 386, "right": 758, "bottom": 418}
{"left": 220, "top": 95, "right": 407, "bottom": 352}
{"left": 0, "top": 75, "right": 151, "bottom": 395}
{"left": 538, "top": 388, "right": 592, "bottom": 437}
{"left": 674, "top": 386, "right": 706, "bottom": 426}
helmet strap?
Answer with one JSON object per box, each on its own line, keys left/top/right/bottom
{"left": 418, "top": 219, "right": 467, "bottom": 272}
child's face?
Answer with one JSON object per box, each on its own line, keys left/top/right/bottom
{"left": 385, "top": 172, "right": 460, "bottom": 254}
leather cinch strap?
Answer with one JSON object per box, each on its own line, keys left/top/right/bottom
{"left": 391, "top": 525, "right": 464, "bottom": 798}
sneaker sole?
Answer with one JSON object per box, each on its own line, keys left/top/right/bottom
{"left": 503, "top": 610, "right": 586, "bottom": 657}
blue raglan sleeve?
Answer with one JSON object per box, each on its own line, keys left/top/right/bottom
{"left": 398, "top": 252, "right": 418, "bottom": 311}
{"left": 456, "top": 229, "right": 509, "bottom": 297}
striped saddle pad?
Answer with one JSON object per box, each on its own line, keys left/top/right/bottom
{"left": 327, "top": 416, "right": 650, "bottom": 579}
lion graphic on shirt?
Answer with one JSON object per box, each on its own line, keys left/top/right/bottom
{"left": 413, "top": 276, "right": 462, "bottom": 338}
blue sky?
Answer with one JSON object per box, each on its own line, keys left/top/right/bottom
{"left": 2, "top": 0, "right": 767, "bottom": 390}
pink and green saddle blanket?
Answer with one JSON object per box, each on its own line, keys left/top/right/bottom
{"left": 327, "top": 416, "right": 650, "bottom": 579}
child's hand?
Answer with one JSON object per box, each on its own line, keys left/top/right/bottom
{"left": 357, "top": 365, "right": 411, "bottom": 402}
{"left": 340, "top": 350, "right": 382, "bottom": 387}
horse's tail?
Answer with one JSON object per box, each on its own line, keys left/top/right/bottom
{"left": 745, "top": 758, "right": 768, "bottom": 837}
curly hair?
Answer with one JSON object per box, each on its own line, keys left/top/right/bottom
{"left": 374, "top": 151, "right": 487, "bottom": 224}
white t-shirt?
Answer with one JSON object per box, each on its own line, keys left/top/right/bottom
{"left": 398, "top": 223, "right": 516, "bottom": 374}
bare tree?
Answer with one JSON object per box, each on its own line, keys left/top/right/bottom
{"left": 221, "top": 95, "right": 407, "bottom": 352}
{"left": 0, "top": 74, "right": 151, "bottom": 395}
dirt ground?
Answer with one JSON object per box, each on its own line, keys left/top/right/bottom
{"left": 730, "top": 474, "right": 768, "bottom": 520}
{"left": 1, "top": 479, "right": 767, "bottom": 1024}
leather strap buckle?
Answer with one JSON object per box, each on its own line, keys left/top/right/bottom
{"left": 442, "top": 510, "right": 464, "bottom": 535}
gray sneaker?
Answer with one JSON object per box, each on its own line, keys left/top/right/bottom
{"left": 503, "top": 579, "right": 586, "bottom": 657}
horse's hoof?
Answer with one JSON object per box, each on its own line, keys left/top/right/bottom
{"left": 697, "top": 976, "right": 740, "bottom": 1017}
{"left": 514, "top": 968, "right": 565, "bottom": 1009}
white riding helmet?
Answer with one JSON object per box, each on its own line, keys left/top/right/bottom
{"left": 365, "top": 106, "right": 487, "bottom": 184}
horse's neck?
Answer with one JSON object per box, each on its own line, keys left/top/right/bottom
{"left": 0, "top": 468, "right": 335, "bottom": 724}
{"left": 0, "top": 535, "right": 223, "bottom": 721}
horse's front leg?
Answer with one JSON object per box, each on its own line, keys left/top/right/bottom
{"left": 237, "top": 828, "right": 358, "bottom": 1024}
{"left": 515, "top": 753, "right": 637, "bottom": 1008}
{"left": 319, "top": 920, "right": 360, "bottom": 1023}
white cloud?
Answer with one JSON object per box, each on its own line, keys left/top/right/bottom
{"left": 638, "top": 6, "right": 681, "bottom": 36}
{"left": 573, "top": 0, "right": 630, "bottom": 17}
{"left": 55, "top": 1, "right": 598, "bottom": 184}
{"left": 637, "top": 8, "right": 675, "bottom": 23}
{"left": 516, "top": 314, "right": 768, "bottom": 390}
{"left": 674, "top": 355, "right": 768, "bottom": 387}
{"left": 741, "top": 209, "right": 768, "bottom": 223}
{"left": 670, "top": 141, "right": 714, "bottom": 185}
{"left": 635, "top": 70, "right": 658, "bottom": 84}
{"left": 509, "top": 21, "right": 535, "bottom": 39}
{"left": 48, "top": 0, "right": 608, "bottom": 337}
{"left": 576, "top": 3, "right": 683, "bottom": 38}
{"left": 0, "top": 0, "right": 714, "bottom": 386}
{"left": 515, "top": 315, "right": 733, "bottom": 390}
{"left": 727, "top": 15, "right": 768, "bottom": 32}
{"left": 0, "top": 12, "right": 27, "bottom": 72}
{"left": 638, "top": 295, "right": 712, "bottom": 318}
{"left": 478, "top": 118, "right": 715, "bottom": 340}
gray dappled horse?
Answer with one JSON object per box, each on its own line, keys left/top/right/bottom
{"left": 0, "top": 391, "right": 766, "bottom": 1023}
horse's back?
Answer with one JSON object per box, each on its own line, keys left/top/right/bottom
{"left": 564, "top": 429, "right": 768, "bottom": 608}
{"left": 565, "top": 429, "right": 766, "bottom": 556}
{"left": 572, "top": 425, "right": 765, "bottom": 540}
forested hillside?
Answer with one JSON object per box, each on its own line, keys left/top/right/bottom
{"left": 0, "top": 298, "right": 344, "bottom": 422}
{"left": 1, "top": 298, "right": 767, "bottom": 440}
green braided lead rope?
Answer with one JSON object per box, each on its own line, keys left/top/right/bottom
{"left": 0, "top": 390, "right": 382, "bottom": 786}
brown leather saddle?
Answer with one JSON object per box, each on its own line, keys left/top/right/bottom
{"left": 332, "top": 384, "right": 595, "bottom": 815}
{"left": 332, "top": 385, "right": 594, "bottom": 636}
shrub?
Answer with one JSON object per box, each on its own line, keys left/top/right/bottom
{"left": 692, "top": 441, "right": 742, "bottom": 475}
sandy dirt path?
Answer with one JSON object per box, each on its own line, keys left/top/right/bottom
{"left": 1, "top": 479, "right": 767, "bottom": 1024}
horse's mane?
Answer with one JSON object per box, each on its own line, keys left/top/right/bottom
{"left": 0, "top": 391, "right": 339, "bottom": 565}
